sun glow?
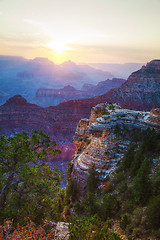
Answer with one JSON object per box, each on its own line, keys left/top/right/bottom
{"left": 47, "top": 41, "right": 72, "bottom": 53}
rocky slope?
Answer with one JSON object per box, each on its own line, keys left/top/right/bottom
{"left": 108, "top": 59, "right": 160, "bottom": 110}
{"left": 64, "top": 59, "right": 160, "bottom": 111}
{"left": 71, "top": 103, "right": 160, "bottom": 196}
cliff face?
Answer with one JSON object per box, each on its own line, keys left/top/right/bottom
{"left": 109, "top": 60, "right": 160, "bottom": 110}
{"left": 71, "top": 103, "right": 160, "bottom": 196}
{"left": 63, "top": 60, "right": 160, "bottom": 112}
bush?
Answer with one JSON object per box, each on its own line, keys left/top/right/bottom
{"left": 69, "top": 215, "right": 122, "bottom": 240}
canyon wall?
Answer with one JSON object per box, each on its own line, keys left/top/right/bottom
{"left": 71, "top": 103, "right": 160, "bottom": 196}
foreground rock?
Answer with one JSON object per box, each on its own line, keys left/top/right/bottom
{"left": 54, "top": 222, "right": 69, "bottom": 240}
{"left": 71, "top": 103, "right": 160, "bottom": 196}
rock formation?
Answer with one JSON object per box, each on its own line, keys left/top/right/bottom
{"left": 65, "top": 59, "right": 160, "bottom": 111}
{"left": 33, "top": 85, "right": 93, "bottom": 107}
{"left": 108, "top": 59, "right": 160, "bottom": 110}
{"left": 33, "top": 78, "right": 125, "bottom": 107}
{"left": 71, "top": 103, "right": 160, "bottom": 196}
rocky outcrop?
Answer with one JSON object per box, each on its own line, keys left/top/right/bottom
{"left": 54, "top": 222, "right": 69, "bottom": 240}
{"left": 71, "top": 103, "right": 160, "bottom": 196}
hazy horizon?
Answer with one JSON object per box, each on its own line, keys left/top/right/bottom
{"left": 0, "top": 0, "right": 160, "bottom": 64}
{"left": 0, "top": 54, "right": 145, "bottom": 65}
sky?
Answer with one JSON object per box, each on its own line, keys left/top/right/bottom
{"left": 0, "top": 0, "right": 160, "bottom": 64}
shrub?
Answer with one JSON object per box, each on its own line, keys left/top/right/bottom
{"left": 69, "top": 215, "right": 122, "bottom": 240}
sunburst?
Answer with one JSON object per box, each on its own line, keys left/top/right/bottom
{"left": 47, "top": 41, "right": 71, "bottom": 53}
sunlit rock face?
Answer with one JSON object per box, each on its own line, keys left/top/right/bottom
{"left": 71, "top": 103, "right": 160, "bottom": 196}
{"left": 109, "top": 59, "right": 160, "bottom": 110}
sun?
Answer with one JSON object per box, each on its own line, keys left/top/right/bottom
{"left": 47, "top": 41, "right": 71, "bottom": 53}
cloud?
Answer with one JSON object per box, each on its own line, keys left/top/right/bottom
{"left": 23, "top": 18, "right": 42, "bottom": 27}
{"left": 66, "top": 43, "right": 160, "bottom": 63}
{"left": 0, "top": 33, "right": 50, "bottom": 48}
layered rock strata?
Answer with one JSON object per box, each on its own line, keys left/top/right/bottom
{"left": 0, "top": 95, "right": 90, "bottom": 161}
{"left": 62, "top": 59, "right": 160, "bottom": 112}
{"left": 71, "top": 103, "right": 160, "bottom": 196}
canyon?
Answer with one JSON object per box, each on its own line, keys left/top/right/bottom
{"left": 0, "top": 56, "right": 113, "bottom": 105}
{"left": 0, "top": 60, "right": 159, "bottom": 164}
{"left": 0, "top": 95, "right": 91, "bottom": 161}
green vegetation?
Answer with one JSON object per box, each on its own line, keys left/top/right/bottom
{"left": 108, "top": 104, "right": 115, "bottom": 110}
{"left": 69, "top": 215, "right": 121, "bottom": 240}
{"left": 102, "top": 109, "right": 109, "bottom": 115}
{"left": 0, "top": 131, "right": 63, "bottom": 225}
{"left": 68, "top": 128, "right": 160, "bottom": 239}
{"left": 0, "top": 128, "right": 159, "bottom": 239}
{"left": 84, "top": 135, "right": 91, "bottom": 146}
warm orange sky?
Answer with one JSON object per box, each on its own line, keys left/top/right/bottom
{"left": 0, "top": 0, "right": 160, "bottom": 64}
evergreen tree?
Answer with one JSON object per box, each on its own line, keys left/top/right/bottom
{"left": 122, "top": 143, "right": 135, "bottom": 170}
{"left": 0, "top": 131, "right": 62, "bottom": 224}
{"left": 86, "top": 164, "right": 99, "bottom": 194}
{"left": 130, "top": 146, "right": 144, "bottom": 177}
{"left": 133, "top": 158, "right": 152, "bottom": 204}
